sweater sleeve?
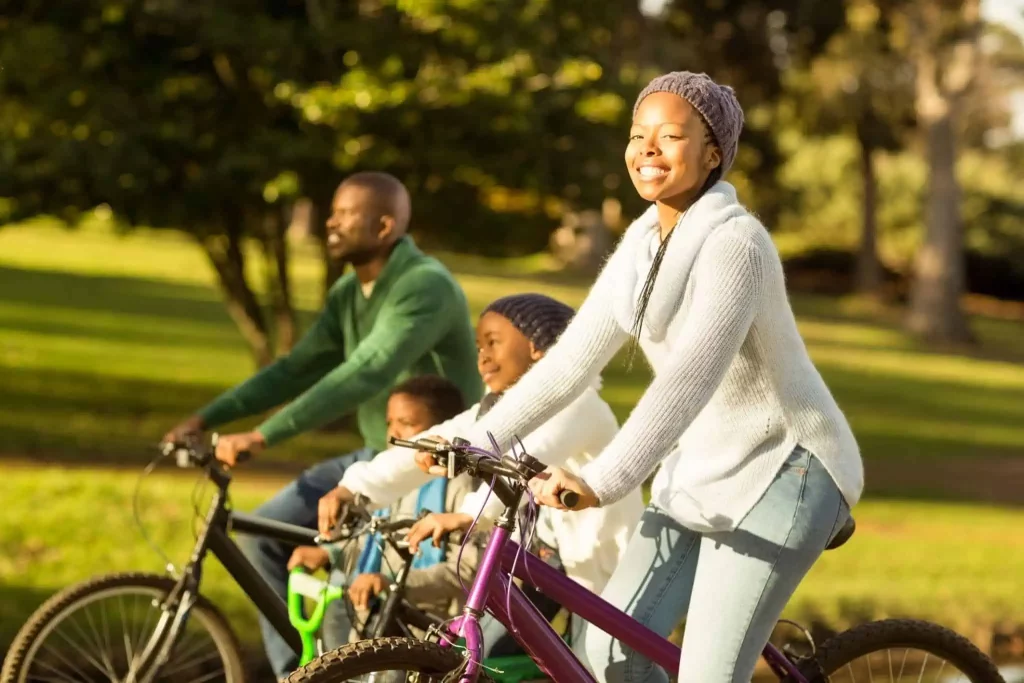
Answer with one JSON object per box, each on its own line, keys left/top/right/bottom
{"left": 461, "top": 261, "right": 629, "bottom": 455}
{"left": 197, "top": 290, "right": 348, "bottom": 429}
{"left": 340, "top": 406, "right": 478, "bottom": 505}
{"left": 579, "top": 231, "right": 766, "bottom": 505}
{"left": 457, "top": 388, "right": 614, "bottom": 521}
{"left": 256, "top": 271, "right": 461, "bottom": 446}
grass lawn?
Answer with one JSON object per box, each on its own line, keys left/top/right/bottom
{"left": 2, "top": 219, "right": 1024, "bottom": 655}
{"left": 2, "top": 220, "right": 1023, "bottom": 476}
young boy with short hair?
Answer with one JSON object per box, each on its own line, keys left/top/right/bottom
{"left": 287, "top": 375, "right": 476, "bottom": 647}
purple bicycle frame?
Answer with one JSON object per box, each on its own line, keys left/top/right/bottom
{"left": 438, "top": 525, "right": 809, "bottom": 683}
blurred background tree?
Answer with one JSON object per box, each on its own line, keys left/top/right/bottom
{"left": 2, "top": 0, "right": 1023, "bottom": 359}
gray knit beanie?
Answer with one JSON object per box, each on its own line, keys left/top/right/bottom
{"left": 483, "top": 293, "right": 575, "bottom": 352}
{"left": 633, "top": 71, "right": 745, "bottom": 175}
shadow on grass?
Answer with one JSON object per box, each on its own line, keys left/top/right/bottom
{"left": 0, "top": 584, "right": 57, "bottom": 662}
{"left": 0, "top": 265, "right": 231, "bottom": 323}
{"left": 0, "top": 365, "right": 358, "bottom": 468}
{"left": 0, "top": 265, "right": 321, "bottom": 348}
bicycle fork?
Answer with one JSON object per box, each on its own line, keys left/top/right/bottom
{"left": 126, "top": 492, "right": 222, "bottom": 683}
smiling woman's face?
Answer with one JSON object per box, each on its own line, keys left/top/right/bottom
{"left": 625, "top": 92, "right": 721, "bottom": 205}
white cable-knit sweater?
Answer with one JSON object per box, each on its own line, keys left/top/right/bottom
{"left": 464, "top": 182, "right": 864, "bottom": 532}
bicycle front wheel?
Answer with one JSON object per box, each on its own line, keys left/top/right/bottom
{"left": 801, "top": 618, "right": 1005, "bottom": 683}
{"left": 285, "top": 637, "right": 497, "bottom": 683}
{"left": 1, "top": 572, "right": 246, "bottom": 683}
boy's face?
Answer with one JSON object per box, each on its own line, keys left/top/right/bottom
{"left": 476, "top": 312, "right": 542, "bottom": 394}
{"left": 386, "top": 393, "right": 436, "bottom": 441}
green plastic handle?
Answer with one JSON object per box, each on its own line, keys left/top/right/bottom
{"left": 288, "top": 568, "right": 344, "bottom": 665}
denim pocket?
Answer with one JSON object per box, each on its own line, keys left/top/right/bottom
{"left": 777, "top": 444, "right": 812, "bottom": 475}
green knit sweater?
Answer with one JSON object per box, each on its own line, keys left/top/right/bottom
{"left": 198, "top": 237, "right": 482, "bottom": 451}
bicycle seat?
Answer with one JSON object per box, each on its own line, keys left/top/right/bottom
{"left": 825, "top": 516, "right": 855, "bottom": 550}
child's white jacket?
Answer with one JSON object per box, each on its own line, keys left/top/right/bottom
{"left": 341, "top": 382, "right": 643, "bottom": 594}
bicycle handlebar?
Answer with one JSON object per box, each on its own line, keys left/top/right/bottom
{"left": 388, "top": 437, "right": 580, "bottom": 509}
{"left": 160, "top": 436, "right": 251, "bottom": 469}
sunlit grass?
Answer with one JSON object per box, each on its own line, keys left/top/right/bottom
{"left": 2, "top": 220, "right": 1024, "bottom": 656}
{"left": 2, "top": 220, "right": 1023, "bottom": 470}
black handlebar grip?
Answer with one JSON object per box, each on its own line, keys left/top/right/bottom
{"left": 559, "top": 490, "right": 579, "bottom": 509}
{"left": 235, "top": 450, "right": 252, "bottom": 464}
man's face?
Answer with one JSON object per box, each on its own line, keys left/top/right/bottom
{"left": 324, "top": 183, "right": 384, "bottom": 264}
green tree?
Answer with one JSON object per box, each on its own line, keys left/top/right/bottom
{"left": 784, "top": 0, "right": 915, "bottom": 296}
{"left": 286, "top": 0, "right": 655, "bottom": 262}
{"left": 654, "top": 0, "right": 847, "bottom": 222}
{"left": 0, "top": 0, "right": 338, "bottom": 365}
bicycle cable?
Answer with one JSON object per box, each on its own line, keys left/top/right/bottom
{"left": 448, "top": 432, "right": 542, "bottom": 645}
{"left": 132, "top": 449, "right": 180, "bottom": 577}
{"left": 189, "top": 468, "right": 212, "bottom": 540}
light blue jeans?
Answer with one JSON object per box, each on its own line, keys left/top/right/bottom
{"left": 583, "top": 446, "right": 849, "bottom": 683}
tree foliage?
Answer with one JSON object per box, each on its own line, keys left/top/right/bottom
{"left": 2, "top": 0, "right": 1023, "bottom": 359}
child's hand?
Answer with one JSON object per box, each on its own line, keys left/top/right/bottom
{"left": 413, "top": 435, "right": 449, "bottom": 476}
{"left": 348, "top": 573, "right": 387, "bottom": 610}
{"left": 288, "top": 546, "right": 330, "bottom": 572}
{"left": 406, "top": 512, "right": 473, "bottom": 554}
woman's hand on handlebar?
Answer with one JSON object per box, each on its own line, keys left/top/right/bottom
{"left": 413, "top": 435, "right": 450, "bottom": 476}
{"left": 528, "top": 466, "right": 599, "bottom": 512}
{"left": 406, "top": 512, "right": 473, "bottom": 554}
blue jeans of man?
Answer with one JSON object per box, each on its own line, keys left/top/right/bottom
{"left": 239, "top": 447, "right": 376, "bottom": 680}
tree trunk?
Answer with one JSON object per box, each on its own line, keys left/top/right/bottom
{"left": 200, "top": 220, "right": 273, "bottom": 368}
{"left": 855, "top": 129, "right": 883, "bottom": 297}
{"left": 262, "top": 207, "right": 297, "bottom": 354}
{"left": 905, "top": 0, "right": 978, "bottom": 345}
{"left": 907, "top": 109, "right": 973, "bottom": 342}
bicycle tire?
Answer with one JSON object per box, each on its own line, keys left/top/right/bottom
{"left": 1, "top": 571, "right": 247, "bottom": 683}
{"left": 799, "top": 618, "right": 1005, "bottom": 683}
{"left": 284, "top": 637, "right": 496, "bottom": 683}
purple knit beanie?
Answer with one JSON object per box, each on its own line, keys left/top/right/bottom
{"left": 483, "top": 293, "right": 575, "bottom": 352}
{"left": 633, "top": 71, "right": 745, "bottom": 175}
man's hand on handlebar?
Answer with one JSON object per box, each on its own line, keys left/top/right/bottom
{"left": 406, "top": 512, "right": 473, "bottom": 554}
{"left": 162, "top": 414, "right": 205, "bottom": 446}
{"left": 528, "top": 465, "right": 599, "bottom": 512}
{"left": 318, "top": 486, "right": 356, "bottom": 537}
{"left": 213, "top": 430, "right": 265, "bottom": 467}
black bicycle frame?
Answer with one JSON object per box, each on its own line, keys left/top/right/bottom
{"left": 135, "top": 465, "right": 317, "bottom": 683}
{"left": 132, "top": 460, "right": 448, "bottom": 682}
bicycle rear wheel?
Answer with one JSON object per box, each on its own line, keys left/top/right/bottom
{"left": 284, "top": 637, "right": 496, "bottom": 683}
{"left": 800, "top": 618, "right": 1004, "bottom": 683}
{"left": 1, "top": 572, "right": 246, "bottom": 683}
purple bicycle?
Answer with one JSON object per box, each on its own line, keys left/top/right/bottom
{"left": 285, "top": 437, "right": 1003, "bottom": 683}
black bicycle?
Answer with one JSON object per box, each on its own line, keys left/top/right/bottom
{"left": 0, "top": 438, "right": 438, "bottom": 683}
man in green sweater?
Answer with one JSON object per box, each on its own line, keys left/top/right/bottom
{"left": 162, "top": 171, "right": 481, "bottom": 679}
